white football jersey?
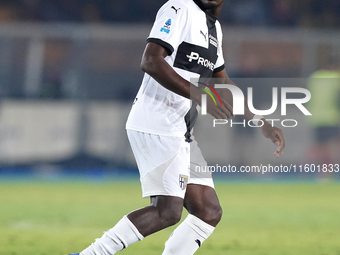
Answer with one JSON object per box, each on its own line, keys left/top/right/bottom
{"left": 126, "top": 0, "right": 225, "bottom": 138}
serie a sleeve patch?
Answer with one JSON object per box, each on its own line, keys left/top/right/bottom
{"left": 160, "top": 19, "right": 172, "bottom": 34}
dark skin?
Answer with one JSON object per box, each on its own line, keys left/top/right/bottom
{"left": 128, "top": 0, "right": 285, "bottom": 237}
{"left": 196, "top": 0, "right": 225, "bottom": 17}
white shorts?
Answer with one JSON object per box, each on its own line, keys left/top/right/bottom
{"left": 127, "top": 130, "right": 214, "bottom": 199}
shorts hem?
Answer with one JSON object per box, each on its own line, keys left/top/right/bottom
{"left": 188, "top": 178, "right": 215, "bottom": 189}
{"left": 142, "top": 192, "right": 185, "bottom": 199}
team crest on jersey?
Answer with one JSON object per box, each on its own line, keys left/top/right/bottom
{"left": 160, "top": 19, "right": 172, "bottom": 34}
{"left": 179, "top": 174, "right": 188, "bottom": 190}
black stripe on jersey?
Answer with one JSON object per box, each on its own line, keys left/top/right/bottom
{"left": 183, "top": 10, "right": 219, "bottom": 142}
{"left": 213, "top": 64, "right": 225, "bottom": 73}
{"left": 173, "top": 42, "right": 218, "bottom": 78}
{"left": 147, "top": 38, "right": 174, "bottom": 56}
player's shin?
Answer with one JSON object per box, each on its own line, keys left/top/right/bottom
{"left": 161, "top": 214, "right": 215, "bottom": 255}
{"left": 80, "top": 215, "right": 144, "bottom": 255}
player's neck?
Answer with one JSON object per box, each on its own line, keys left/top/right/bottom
{"left": 193, "top": 0, "right": 223, "bottom": 17}
{"left": 206, "top": 8, "right": 221, "bottom": 18}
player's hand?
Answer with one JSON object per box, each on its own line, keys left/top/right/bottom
{"left": 260, "top": 120, "right": 285, "bottom": 158}
{"left": 205, "top": 96, "right": 234, "bottom": 119}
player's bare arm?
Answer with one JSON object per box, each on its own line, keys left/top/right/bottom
{"left": 212, "top": 69, "right": 285, "bottom": 158}
{"left": 140, "top": 42, "right": 233, "bottom": 119}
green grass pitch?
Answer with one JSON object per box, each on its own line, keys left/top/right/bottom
{"left": 0, "top": 181, "right": 339, "bottom": 255}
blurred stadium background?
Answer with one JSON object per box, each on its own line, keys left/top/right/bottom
{"left": 0, "top": 0, "right": 339, "bottom": 177}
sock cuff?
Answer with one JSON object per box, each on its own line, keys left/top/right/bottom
{"left": 184, "top": 214, "right": 215, "bottom": 239}
{"left": 123, "top": 215, "right": 144, "bottom": 241}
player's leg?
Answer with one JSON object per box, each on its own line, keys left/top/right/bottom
{"left": 126, "top": 129, "right": 189, "bottom": 236}
{"left": 76, "top": 131, "right": 190, "bottom": 255}
{"left": 184, "top": 184, "right": 222, "bottom": 226}
{"left": 127, "top": 195, "right": 184, "bottom": 237}
{"left": 161, "top": 138, "right": 222, "bottom": 255}
{"left": 161, "top": 184, "right": 222, "bottom": 255}
{"left": 184, "top": 137, "right": 222, "bottom": 226}
{"left": 79, "top": 195, "right": 183, "bottom": 255}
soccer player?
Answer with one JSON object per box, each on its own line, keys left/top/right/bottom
{"left": 68, "top": 0, "right": 285, "bottom": 254}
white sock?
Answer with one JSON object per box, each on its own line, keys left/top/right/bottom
{"left": 80, "top": 215, "right": 144, "bottom": 255}
{"left": 162, "top": 214, "right": 215, "bottom": 255}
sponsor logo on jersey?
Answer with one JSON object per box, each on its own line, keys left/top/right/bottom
{"left": 174, "top": 42, "right": 218, "bottom": 78}
{"left": 179, "top": 174, "right": 188, "bottom": 190}
{"left": 209, "top": 34, "right": 218, "bottom": 48}
{"left": 160, "top": 19, "right": 171, "bottom": 34}
{"left": 186, "top": 52, "right": 215, "bottom": 71}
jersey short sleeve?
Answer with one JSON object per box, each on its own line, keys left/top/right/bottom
{"left": 214, "top": 21, "right": 225, "bottom": 73}
{"left": 147, "top": 1, "right": 190, "bottom": 55}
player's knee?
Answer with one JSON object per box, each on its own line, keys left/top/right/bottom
{"left": 213, "top": 205, "right": 223, "bottom": 224}
{"left": 196, "top": 204, "right": 223, "bottom": 226}
{"left": 160, "top": 208, "right": 182, "bottom": 226}
{"left": 151, "top": 195, "right": 183, "bottom": 227}
{"left": 168, "top": 212, "right": 182, "bottom": 226}
{"left": 155, "top": 204, "right": 182, "bottom": 227}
